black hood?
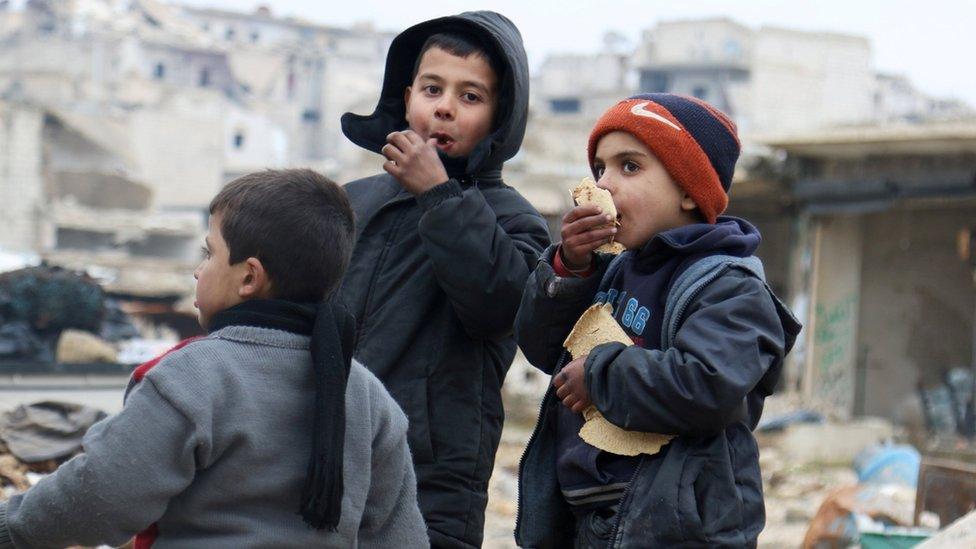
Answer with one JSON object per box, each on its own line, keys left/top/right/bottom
{"left": 341, "top": 11, "right": 529, "bottom": 178}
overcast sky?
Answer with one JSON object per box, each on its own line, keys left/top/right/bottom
{"left": 178, "top": 0, "right": 976, "bottom": 107}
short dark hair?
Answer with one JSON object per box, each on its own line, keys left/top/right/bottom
{"left": 411, "top": 31, "right": 505, "bottom": 89}
{"left": 209, "top": 169, "right": 355, "bottom": 303}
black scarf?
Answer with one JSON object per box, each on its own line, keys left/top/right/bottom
{"left": 209, "top": 298, "right": 356, "bottom": 531}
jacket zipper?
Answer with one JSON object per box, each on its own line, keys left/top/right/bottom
{"left": 516, "top": 253, "right": 630, "bottom": 544}
{"left": 355, "top": 207, "right": 407, "bottom": 341}
{"left": 514, "top": 350, "right": 567, "bottom": 545}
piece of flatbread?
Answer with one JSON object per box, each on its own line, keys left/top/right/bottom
{"left": 572, "top": 178, "right": 616, "bottom": 221}
{"left": 563, "top": 303, "right": 675, "bottom": 456}
{"left": 596, "top": 241, "right": 626, "bottom": 255}
{"left": 571, "top": 178, "right": 625, "bottom": 255}
{"left": 579, "top": 410, "right": 674, "bottom": 457}
{"left": 564, "top": 303, "right": 631, "bottom": 359}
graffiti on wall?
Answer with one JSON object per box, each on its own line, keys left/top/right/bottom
{"left": 813, "top": 292, "right": 858, "bottom": 410}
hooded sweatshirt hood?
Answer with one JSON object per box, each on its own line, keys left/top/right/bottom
{"left": 634, "top": 216, "right": 761, "bottom": 271}
{"left": 341, "top": 11, "right": 529, "bottom": 179}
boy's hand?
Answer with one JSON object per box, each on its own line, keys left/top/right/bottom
{"left": 554, "top": 356, "right": 592, "bottom": 413}
{"left": 560, "top": 205, "right": 617, "bottom": 270}
{"left": 382, "top": 130, "right": 450, "bottom": 195}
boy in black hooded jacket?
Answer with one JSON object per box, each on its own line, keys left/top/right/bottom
{"left": 339, "top": 11, "right": 550, "bottom": 548}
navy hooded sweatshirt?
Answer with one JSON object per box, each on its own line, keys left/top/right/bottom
{"left": 556, "top": 219, "right": 762, "bottom": 509}
{"left": 515, "top": 216, "right": 801, "bottom": 547}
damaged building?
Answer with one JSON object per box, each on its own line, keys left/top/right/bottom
{"left": 504, "top": 17, "right": 976, "bottom": 429}
{"left": 0, "top": 100, "right": 202, "bottom": 297}
{"left": 0, "top": 0, "right": 392, "bottom": 325}
{"left": 764, "top": 123, "right": 976, "bottom": 422}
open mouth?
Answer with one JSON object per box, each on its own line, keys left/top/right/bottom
{"left": 430, "top": 132, "right": 455, "bottom": 149}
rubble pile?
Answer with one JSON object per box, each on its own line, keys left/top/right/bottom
{"left": 0, "top": 264, "right": 185, "bottom": 367}
{"left": 483, "top": 392, "right": 976, "bottom": 548}
{"left": 0, "top": 401, "right": 106, "bottom": 502}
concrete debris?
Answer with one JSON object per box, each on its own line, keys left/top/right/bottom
{"left": 55, "top": 329, "right": 118, "bottom": 364}
{"left": 758, "top": 418, "right": 895, "bottom": 467}
{"left": 0, "top": 454, "right": 30, "bottom": 498}
{"left": 0, "top": 401, "right": 107, "bottom": 463}
{"left": 918, "top": 509, "right": 976, "bottom": 548}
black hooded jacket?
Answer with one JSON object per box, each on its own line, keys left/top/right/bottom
{"left": 338, "top": 11, "right": 550, "bottom": 548}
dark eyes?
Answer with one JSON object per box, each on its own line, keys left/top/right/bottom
{"left": 593, "top": 161, "right": 640, "bottom": 179}
{"left": 201, "top": 247, "right": 211, "bottom": 259}
{"left": 422, "top": 86, "right": 482, "bottom": 103}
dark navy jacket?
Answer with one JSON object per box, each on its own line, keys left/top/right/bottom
{"left": 515, "top": 218, "right": 801, "bottom": 548}
{"left": 339, "top": 11, "right": 550, "bottom": 549}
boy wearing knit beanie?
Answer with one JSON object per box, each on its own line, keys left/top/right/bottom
{"left": 0, "top": 169, "right": 427, "bottom": 548}
{"left": 514, "top": 94, "right": 802, "bottom": 547}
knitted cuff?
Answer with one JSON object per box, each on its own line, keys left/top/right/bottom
{"left": 415, "top": 179, "right": 462, "bottom": 210}
{"left": 0, "top": 502, "right": 14, "bottom": 548}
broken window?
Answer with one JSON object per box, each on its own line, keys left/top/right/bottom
{"left": 55, "top": 228, "right": 115, "bottom": 252}
{"left": 640, "top": 71, "right": 670, "bottom": 93}
{"left": 550, "top": 98, "right": 581, "bottom": 114}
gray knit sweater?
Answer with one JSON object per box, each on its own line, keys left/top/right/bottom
{"left": 0, "top": 326, "right": 428, "bottom": 548}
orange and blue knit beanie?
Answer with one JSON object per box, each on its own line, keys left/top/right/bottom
{"left": 587, "top": 93, "right": 740, "bottom": 224}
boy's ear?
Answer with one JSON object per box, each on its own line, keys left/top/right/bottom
{"left": 403, "top": 86, "right": 413, "bottom": 123}
{"left": 680, "top": 192, "right": 698, "bottom": 212}
{"left": 239, "top": 257, "right": 273, "bottom": 299}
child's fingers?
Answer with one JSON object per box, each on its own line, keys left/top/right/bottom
{"left": 562, "top": 227, "right": 616, "bottom": 252}
{"left": 386, "top": 131, "right": 414, "bottom": 152}
{"left": 552, "top": 370, "right": 566, "bottom": 389}
{"left": 382, "top": 158, "right": 401, "bottom": 177}
{"left": 381, "top": 143, "right": 405, "bottom": 164}
{"left": 555, "top": 381, "right": 570, "bottom": 400}
{"left": 562, "top": 236, "right": 615, "bottom": 263}
{"left": 570, "top": 400, "right": 588, "bottom": 414}
{"left": 400, "top": 129, "right": 425, "bottom": 146}
{"left": 562, "top": 213, "right": 615, "bottom": 238}
{"left": 562, "top": 204, "right": 603, "bottom": 224}
{"left": 564, "top": 223, "right": 616, "bottom": 243}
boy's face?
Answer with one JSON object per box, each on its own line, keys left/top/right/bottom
{"left": 193, "top": 213, "right": 248, "bottom": 331}
{"left": 592, "top": 131, "right": 698, "bottom": 249}
{"left": 404, "top": 46, "right": 497, "bottom": 158}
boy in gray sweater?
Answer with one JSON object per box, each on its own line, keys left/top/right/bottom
{"left": 0, "top": 169, "right": 428, "bottom": 548}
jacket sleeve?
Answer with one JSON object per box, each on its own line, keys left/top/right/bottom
{"left": 584, "top": 269, "right": 787, "bottom": 437}
{"left": 358, "top": 380, "right": 429, "bottom": 548}
{"left": 0, "top": 379, "right": 199, "bottom": 549}
{"left": 415, "top": 180, "right": 551, "bottom": 340}
{"left": 514, "top": 245, "right": 604, "bottom": 374}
